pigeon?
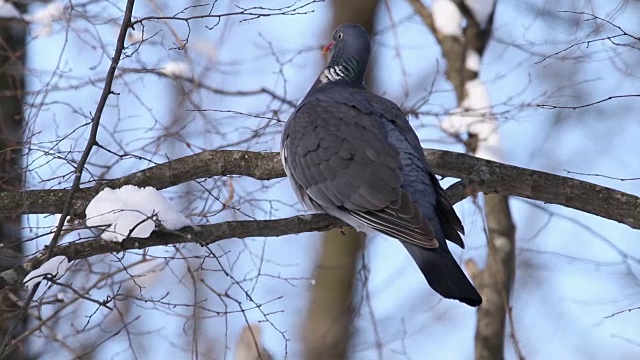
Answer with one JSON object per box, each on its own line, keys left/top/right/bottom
{"left": 280, "top": 24, "right": 482, "bottom": 307}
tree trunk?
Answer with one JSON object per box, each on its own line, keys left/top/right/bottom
{"left": 474, "top": 194, "right": 516, "bottom": 360}
{"left": 0, "top": 14, "right": 28, "bottom": 360}
{"left": 302, "top": 228, "right": 362, "bottom": 360}
{"left": 407, "top": 1, "right": 517, "bottom": 358}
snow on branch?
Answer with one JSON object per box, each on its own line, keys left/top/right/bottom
{"left": 465, "top": 49, "right": 481, "bottom": 72}
{"left": 441, "top": 79, "right": 503, "bottom": 161}
{"left": 85, "top": 185, "right": 191, "bottom": 242}
{"left": 159, "top": 61, "right": 193, "bottom": 78}
{"left": 23, "top": 2, "right": 67, "bottom": 38}
{"left": 23, "top": 256, "right": 69, "bottom": 290}
{"left": 432, "top": 0, "right": 463, "bottom": 36}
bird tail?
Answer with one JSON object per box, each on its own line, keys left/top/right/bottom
{"left": 403, "top": 243, "right": 482, "bottom": 307}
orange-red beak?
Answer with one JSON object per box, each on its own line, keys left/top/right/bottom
{"left": 322, "top": 41, "right": 335, "bottom": 54}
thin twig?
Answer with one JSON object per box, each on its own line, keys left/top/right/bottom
{"left": 0, "top": 0, "right": 136, "bottom": 356}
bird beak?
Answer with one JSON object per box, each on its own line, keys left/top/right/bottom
{"left": 322, "top": 41, "right": 335, "bottom": 54}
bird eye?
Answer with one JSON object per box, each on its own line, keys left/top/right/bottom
{"left": 337, "top": 32, "right": 344, "bottom": 40}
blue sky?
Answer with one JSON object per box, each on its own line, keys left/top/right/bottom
{"left": 21, "top": 0, "right": 640, "bottom": 358}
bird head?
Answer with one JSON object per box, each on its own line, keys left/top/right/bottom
{"left": 319, "top": 23, "right": 371, "bottom": 86}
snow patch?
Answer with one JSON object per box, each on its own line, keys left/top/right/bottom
{"left": 85, "top": 185, "right": 192, "bottom": 242}
{"left": 128, "top": 29, "right": 144, "bottom": 44}
{"left": 56, "top": 292, "right": 69, "bottom": 302}
{"left": 465, "top": 49, "right": 481, "bottom": 72}
{"left": 160, "top": 61, "right": 192, "bottom": 78}
{"left": 24, "top": 256, "right": 69, "bottom": 289}
{"left": 24, "top": 2, "right": 66, "bottom": 38}
{"left": 432, "top": 0, "right": 463, "bottom": 36}
{"left": 464, "top": 0, "right": 495, "bottom": 28}
{"left": 462, "top": 78, "right": 491, "bottom": 110}
{"left": 191, "top": 40, "right": 218, "bottom": 62}
{"left": 441, "top": 79, "right": 504, "bottom": 162}
{"left": 0, "top": 1, "right": 21, "bottom": 19}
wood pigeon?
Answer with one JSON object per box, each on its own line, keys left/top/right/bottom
{"left": 281, "top": 24, "right": 482, "bottom": 307}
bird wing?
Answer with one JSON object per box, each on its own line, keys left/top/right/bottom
{"left": 349, "top": 90, "right": 466, "bottom": 248}
{"left": 282, "top": 93, "right": 439, "bottom": 249}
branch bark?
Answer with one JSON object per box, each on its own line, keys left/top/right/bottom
{"left": 0, "top": 214, "right": 343, "bottom": 288}
{"left": 424, "top": 149, "right": 639, "bottom": 230}
{"left": 0, "top": 149, "right": 636, "bottom": 229}
{"left": 0, "top": 148, "right": 636, "bottom": 293}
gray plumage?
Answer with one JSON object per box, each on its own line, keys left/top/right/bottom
{"left": 281, "top": 24, "right": 481, "bottom": 307}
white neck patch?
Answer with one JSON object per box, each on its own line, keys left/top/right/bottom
{"left": 320, "top": 65, "right": 347, "bottom": 83}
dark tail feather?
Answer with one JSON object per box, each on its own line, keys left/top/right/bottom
{"left": 403, "top": 243, "right": 482, "bottom": 307}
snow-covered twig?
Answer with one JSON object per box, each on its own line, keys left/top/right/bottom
{"left": 86, "top": 185, "right": 191, "bottom": 242}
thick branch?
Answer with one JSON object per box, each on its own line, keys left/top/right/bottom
{"left": 0, "top": 150, "right": 283, "bottom": 218}
{"left": 407, "top": 0, "right": 466, "bottom": 101}
{"left": 0, "top": 149, "right": 637, "bottom": 230}
{"left": 0, "top": 149, "right": 638, "bottom": 289}
{"left": 423, "top": 150, "right": 640, "bottom": 229}
{"left": 0, "top": 214, "right": 343, "bottom": 288}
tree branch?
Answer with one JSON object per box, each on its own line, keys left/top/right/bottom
{"left": 0, "top": 150, "right": 283, "bottom": 218}
{"left": 407, "top": 0, "right": 467, "bottom": 101}
{"left": 424, "top": 149, "right": 640, "bottom": 230}
{"left": 1, "top": 1, "right": 137, "bottom": 355}
{"left": 0, "top": 214, "right": 343, "bottom": 288}
{"left": 0, "top": 147, "right": 635, "bottom": 291}
{"left": 0, "top": 149, "right": 637, "bottom": 229}
{"left": 46, "top": 0, "right": 136, "bottom": 250}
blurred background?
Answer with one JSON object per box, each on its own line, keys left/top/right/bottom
{"left": 0, "top": 0, "right": 639, "bottom": 359}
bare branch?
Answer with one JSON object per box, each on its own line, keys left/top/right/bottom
{"left": 538, "top": 94, "right": 640, "bottom": 110}
{"left": 46, "top": 0, "right": 137, "bottom": 253}
{"left": 536, "top": 10, "right": 640, "bottom": 64}
{"left": 0, "top": 214, "right": 343, "bottom": 289}
{"left": 0, "top": 150, "right": 283, "bottom": 218}
{"left": 424, "top": 149, "right": 640, "bottom": 230}
{"left": 563, "top": 169, "right": 640, "bottom": 182}
{"left": 130, "top": 1, "right": 322, "bottom": 28}
{"left": 0, "top": 149, "right": 638, "bottom": 230}
{"left": 0, "top": 147, "right": 636, "bottom": 297}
